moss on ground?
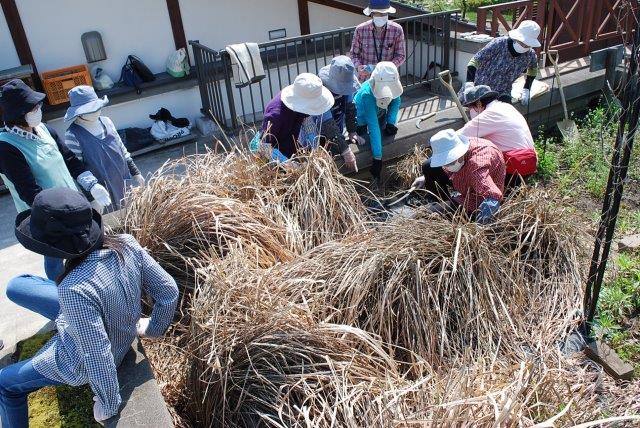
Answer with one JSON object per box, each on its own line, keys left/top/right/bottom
{"left": 16, "top": 332, "right": 99, "bottom": 428}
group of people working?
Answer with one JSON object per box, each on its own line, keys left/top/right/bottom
{"left": 0, "top": 0, "right": 543, "bottom": 425}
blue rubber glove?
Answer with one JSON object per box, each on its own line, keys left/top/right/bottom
{"left": 477, "top": 198, "right": 500, "bottom": 224}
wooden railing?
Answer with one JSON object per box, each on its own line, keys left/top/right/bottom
{"left": 477, "top": 0, "right": 632, "bottom": 63}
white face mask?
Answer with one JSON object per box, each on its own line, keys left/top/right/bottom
{"left": 513, "top": 40, "right": 531, "bottom": 54}
{"left": 376, "top": 97, "right": 392, "bottom": 109}
{"left": 79, "top": 110, "right": 102, "bottom": 122}
{"left": 25, "top": 107, "right": 42, "bottom": 128}
{"left": 373, "top": 15, "right": 388, "bottom": 27}
{"left": 443, "top": 158, "right": 465, "bottom": 173}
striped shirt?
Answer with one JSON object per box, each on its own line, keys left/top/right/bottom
{"left": 349, "top": 20, "right": 406, "bottom": 70}
{"left": 64, "top": 117, "right": 140, "bottom": 176}
{"left": 447, "top": 138, "right": 505, "bottom": 213}
{"left": 31, "top": 234, "right": 179, "bottom": 417}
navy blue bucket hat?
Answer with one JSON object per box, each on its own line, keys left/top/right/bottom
{"left": 0, "top": 79, "right": 46, "bottom": 123}
{"left": 462, "top": 85, "right": 499, "bottom": 107}
{"left": 364, "top": 0, "right": 396, "bottom": 15}
{"left": 64, "top": 85, "right": 109, "bottom": 122}
{"left": 15, "top": 188, "right": 104, "bottom": 259}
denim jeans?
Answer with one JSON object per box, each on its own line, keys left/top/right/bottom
{"left": 1, "top": 275, "right": 61, "bottom": 428}
{"left": 44, "top": 256, "right": 64, "bottom": 282}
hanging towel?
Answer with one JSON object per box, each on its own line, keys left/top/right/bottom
{"left": 225, "top": 43, "right": 266, "bottom": 88}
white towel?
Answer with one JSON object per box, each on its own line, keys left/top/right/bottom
{"left": 225, "top": 43, "right": 266, "bottom": 88}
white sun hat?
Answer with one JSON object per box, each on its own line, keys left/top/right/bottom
{"left": 363, "top": 0, "right": 396, "bottom": 16}
{"left": 281, "top": 73, "right": 334, "bottom": 116}
{"left": 370, "top": 62, "right": 403, "bottom": 100}
{"left": 429, "top": 129, "right": 470, "bottom": 168}
{"left": 508, "top": 20, "right": 542, "bottom": 48}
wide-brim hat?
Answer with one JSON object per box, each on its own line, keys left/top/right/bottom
{"left": 364, "top": 0, "right": 396, "bottom": 16}
{"left": 15, "top": 188, "right": 104, "bottom": 259}
{"left": 318, "top": 56, "right": 360, "bottom": 96}
{"left": 64, "top": 85, "right": 108, "bottom": 122}
{"left": 281, "top": 73, "right": 334, "bottom": 116}
{"left": 430, "top": 129, "right": 470, "bottom": 168}
{"left": 462, "top": 84, "right": 499, "bottom": 106}
{"left": 370, "top": 61, "right": 403, "bottom": 99}
{"left": 0, "top": 79, "right": 46, "bottom": 123}
{"left": 508, "top": 20, "right": 542, "bottom": 48}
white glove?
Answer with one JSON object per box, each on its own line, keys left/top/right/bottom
{"left": 348, "top": 132, "right": 366, "bottom": 146}
{"left": 520, "top": 88, "right": 531, "bottom": 106}
{"left": 463, "top": 81, "right": 474, "bottom": 92}
{"left": 341, "top": 148, "right": 358, "bottom": 173}
{"left": 90, "top": 199, "right": 104, "bottom": 215}
{"left": 132, "top": 174, "right": 146, "bottom": 187}
{"left": 412, "top": 176, "right": 426, "bottom": 189}
{"left": 93, "top": 397, "right": 111, "bottom": 423}
{"left": 90, "top": 184, "right": 112, "bottom": 208}
{"left": 136, "top": 317, "right": 151, "bottom": 337}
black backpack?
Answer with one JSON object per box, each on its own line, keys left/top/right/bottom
{"left": 120, "top": 55, "right": 156, "bottom": 94}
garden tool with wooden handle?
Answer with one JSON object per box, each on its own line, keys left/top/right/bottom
{"left": 547, "top": 50, "right": 579, "bottom": 140}
{"left": 438, "top": 70, "right": 469, "bottom": 123}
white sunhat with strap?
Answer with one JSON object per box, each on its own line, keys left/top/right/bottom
{"left": 429, "top": 129, "right": 470, "bottom": 168}
{"left": 508, "top": 20, "right": 542, "bottom": 48}
{"left": 281, "top": 73, "right": 334, "bottom": 116}
{"left": 370, "top": 62, "right": 403, "bottom": 99}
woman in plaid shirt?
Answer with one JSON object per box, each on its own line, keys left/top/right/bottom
{"left": 349, "top": 0, "right": 406, "bottom": 82}
{"left": 0, "top": 188, "right": 178, "bottom": 427}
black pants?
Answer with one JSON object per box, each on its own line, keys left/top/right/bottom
{"left": 421, "top": 158, "right": 453, "bottom": 202}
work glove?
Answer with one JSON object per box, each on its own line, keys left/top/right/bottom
{"left": 341, "top": 147, "right": 358, "bottom": 172}
{"left": 412, "top": 175, "right": 426, "bottom": 189}
{"left": 348, "top": 132, "right": 366, "bottom": 146}
{"left": 356, "top": 124, "right": 368, "bottom": 137}
{"left": 520, "top": 88, "right": 531, "bottom": 106}
{"left": 384, "top": 123, "right": 398, "bottom": 136}
{"left": 90, "top": 184, "right": 111, "bottom": 208}
{"left": 371, "top": 158, "right": 383, "bottom": 181}
{"left": 136, "top": 317, "right": 151, "bottom": 337}
{"left": 477, "top": 198, "right": 501, "bottom": 225}
{"left": 93, "top": 397, "right": 111, "bottom": 423}
{"left": 90, "top": 200, "right": 104, "bottom": 215}
{"left": 132, "top": 174, "right": 146, "bottom": 187}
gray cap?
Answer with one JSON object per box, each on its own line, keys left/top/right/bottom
{"left": 462, "top": 85, "right": 499, "bottom": 107}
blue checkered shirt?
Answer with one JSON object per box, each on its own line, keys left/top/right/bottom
{"left": 31, "top": 234, "right": 179, "bottom": 417}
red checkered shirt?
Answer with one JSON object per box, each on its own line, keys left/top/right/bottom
{"left": 446, "top": 138, "right": 506, "bottom": 213}
{"left": 349, "top": 20, "right": 406, "bottom": 70}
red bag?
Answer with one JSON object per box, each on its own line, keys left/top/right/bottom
{"left": 504, "top": 149, "right": 537, "bottom": 176}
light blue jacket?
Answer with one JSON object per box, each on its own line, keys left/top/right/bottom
{"left": 353, "top": 80, "right": 401, "bottom": 160}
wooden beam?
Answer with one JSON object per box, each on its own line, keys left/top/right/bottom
{"left": 308, "top": 0, "right": 363, "bottom": 16}
{"left": 0, "top": 0, "right": 42, "bottom": 90}
{"left": 166, "top": 0, "right": 188, "bottom": 52}
{"left": 298, "top": 0, "right": 310, "bottom": 35}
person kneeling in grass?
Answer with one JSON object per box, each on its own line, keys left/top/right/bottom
{"left": 412, "top": 129, "right": 506, "bottom": 224}
{"left": 0, "top": 188, "right": 178, "bottom": 427}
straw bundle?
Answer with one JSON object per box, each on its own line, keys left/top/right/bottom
{"left": 393, "top": 145, "right": 431, "bottom": 188}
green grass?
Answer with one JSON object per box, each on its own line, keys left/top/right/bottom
{"left": 16, "top": 332, "right": 99, "bottom": 428}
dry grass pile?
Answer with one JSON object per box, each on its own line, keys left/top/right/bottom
{"left": 393, "top": 144, "right": 430, "bottom": 188}
{"left": 126, "top": 148, "right": 639, "bottom": 427}
{"left": 265, "top": 189, "right": 584, "bottom": 366}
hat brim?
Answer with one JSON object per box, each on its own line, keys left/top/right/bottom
{"left": 281, "top": 85, "right": 335, "bottom": 116}
{"left": 364, "top": 6, "right": 396, "bottom": 16}
{"left": 508, "top": 29, "right": 541, "bottom": 48}
{"left": 15, "top": 208, "right": 104, "bottom": 259}
{"left": 430, "top": 134, "right": 470, "bottom": 168}
{"left": 372, "top": 79, "right": 403, "bottom": 99}
{"left": 462, "top": 90, "right": 499, "bottom": 106}
{"left": 318, "top": 66, "right": 360, "bottom": 96}
{"left": 64, "top": 96, "right": 109, "bottom": 122}
{"left": 0, "top": 90, "right": 46, "bottom": 122}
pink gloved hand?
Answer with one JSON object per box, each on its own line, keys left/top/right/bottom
{"left": 342, "top": 148, "right": 358, "bottom": 172}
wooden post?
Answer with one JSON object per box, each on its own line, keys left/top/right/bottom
{"left": 0, "top": 0, "right": 42, "bottom": 90}
{"left": 298, "top": 0, "right": 310, "bottom": 35}
{"left": 166, "top": 0, "right": 188, "bottom": 52}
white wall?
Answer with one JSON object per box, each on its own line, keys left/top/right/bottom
{"left": 308, "top": 2, "right": 367, "bottom": 33}
{"left": 181, "top": 0, "right": 302, "bottom": 52}
{"left": 0, "top": 8, "right": 20, "bottom": 70}
{"left": 47, "top": 86, "right": 202, "bottom": 136}
{"left": 15, "top": 0, "right": 175, "bottom": 79}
